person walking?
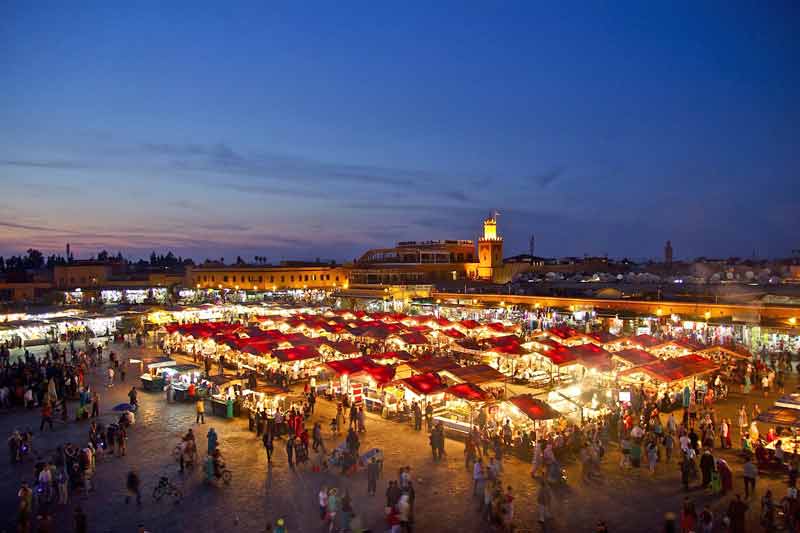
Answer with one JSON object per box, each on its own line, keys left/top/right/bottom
{"left": 537, "top": 480, "right": 551, "bottom": 527}
{"left": 473, "top": 458, "right": 484, "bottom": 495}
{"left": 286, "top": 436, "right": 295, "bottom": 468}
{"left": 743, "top": 456, "right": 757, "bottom": 498}
{"left": 195, "top": 399, "right": 205, "bottom": 424}
{"left": 125, "top": 470, "right": 141, "bottom": 505}
{"left": 367, "top": 457, "right": 379, "bottom": 496}
{"left": 663, "top": 432, "right": 674, "bottom": 463}
{"left": 107, "top": 367, "right": 115, "bottom": 388}
{"left": 326, "top": 488, "right": 339, "bottom": 530}
{"left": 647, "top": 439, "right": 658, "bottom": 474}
{"left": 263, "top": 430, "right": 274, "bottom": 465}
{"left": 207, "top": 428, "right": 218, "bottom": 455}
{"left": 128, "top": 387, "right": 138, "bottom": 409}
{"left": 312, "top": 422, "right": 324, "bottom": 453}
{"left": 56, "top": 466, "right": 69, "bottom": 505}
{"left": 318, "top": 485, "right": 328, "bottom": 521}
{"left": 91, "top": 392, "right": 99, "bottom": 418}
{"left": 40, "top": 401, "right": 54, "bottom": 432}
{"left": 700, "top": 449, "right": 715, "bottom": 488}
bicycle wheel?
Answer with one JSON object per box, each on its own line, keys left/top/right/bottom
{"left": 222, "top": 470, "right": 232, "bottom": 484}
{"left": 152, "top": 485, "right": 165, "bottom": 501}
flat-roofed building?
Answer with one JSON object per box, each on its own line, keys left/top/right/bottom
{"left": 185, "top": 262, "right": 348, "bottom": 291}
{"left": 349, "top": 239, "right": 478, "bottom": 285}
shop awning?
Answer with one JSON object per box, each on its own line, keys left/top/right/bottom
{"left": 612, "top": 348, "right": 658, "bottom": 367}
{"left": 621, "top": 354, "right": 719, "bottom": 382}
{"left": 545, "top": 325, "right": 581, "bottom": 341}
{"left": 326, "top": 340, "right": 360, "bottom": 355}
{"left": 455, "top": 338, "right": 482, "bottom": 351}
{"left": 241, "top": 342, "right": 277, "bottom": 355}
{"left": 440, "top": 328, "right": 465, "bottom": 339}
{"left": 140, "top": 357, "right": 175, "bottom": 368}
{"left": 365, "top": 363, "right": 396, "bottom": 386}
{"left": 587, "top": 331, "right": 620, "bottom": 344}
{"left": 540, "top": 345, "right": 579, "bottom": 366}
{"left": 205, "top": 375, "right": 242, "bottom": 386}
{"left": 443, "top": 364, "right": 506, "bottom": 385}
{"left": 446, "top": 382, "right": 489, "bottom": 402}
{"left": 168, "top": 364, "right": 201, "bottom": 373}
{"left": 362, "top": 327, "right": 391, "bottom": 340}
{"left": 698, "top": 345, "right": 752, "bottom": 360}
{"left": 509, "top": 394, "right": 561, "bottom": 421}
{"left": 458, "top": 319, "right": 480, "bottom": 330}
{"left": 396, "top": 332, "right": 430, "bottom": 345}
{"left": 369, "top": 350, "right": 412, "bottom": 362}
{"left": 569, "top": 343, "right": 613, "bottom": 371}
{"left": 485, "top": 335, "right": 520, "bottom": 348}
{"left": 326, "top": 357, "right": 371, "bottom": 375}
{"left": 757, "top": 407, "right": 800, "bottom": 428}
{"left": 488, "top": 343, "right": 526, "bottom": 356}
{"left": 406, "top": 357, "right": 459, "bottom": 374}
{"left": 271, "top": 345, "right": 321, "bottom": 362}
{"left": 629, "top": 334, "right": 661, "bottom": 348}
{"left": 398, "top": 372, "right": 447, "bottom": 396}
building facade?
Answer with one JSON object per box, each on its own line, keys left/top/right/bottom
{"left": 185, "top": 263, "right": 349, "bottom": 291}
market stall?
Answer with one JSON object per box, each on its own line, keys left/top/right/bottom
{"left": 395, "top": 357, "right": 459, "bottom": 379}
{"left": 137, "top": 357, "right": 177, "bottom": 391}
{"left": 610, "top": 348, "right": 658, "bottom": 370}
{"left": 439, "top": 364, "right": 507, "bottom": 398}
{"left": 484, "top": 394, "right": 562, "bottom": 442}
{"left": 432, "top": 382, "right": 490, "bottom": 436}
{"left": 207, "top": 375, "right": 246, "bottom": 417}
{"left": 160, "top": 364, "right": 203, "bottom": 401}
{"left": 393, "top": 372, "right": 448, "bottom": 407}
{"left": 619, "top": 354, "right": 720, "bottom": 411}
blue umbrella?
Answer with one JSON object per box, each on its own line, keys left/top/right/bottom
{"left": 112, "top": 403, "right": 133, "bottom": 412}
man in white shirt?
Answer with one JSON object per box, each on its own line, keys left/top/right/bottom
{"left": 473, "top": 458, "right": 484, "bottom": 494}
{"left": 679, "top": 433, "right": 690, "bottom": 453}
{"left": 318, "top": 486, "right": 328, "bottom": 521}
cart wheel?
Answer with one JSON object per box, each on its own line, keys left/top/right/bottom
{"left": 222, "top": 470, "right": 232, "bottom": 484}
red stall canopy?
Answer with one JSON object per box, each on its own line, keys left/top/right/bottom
{"left": 509, "top": 394, "right": 561, "bottom": 421}
{"left": 398, "top": 372, "right": 447, "bottom": 396}
{"left": 613, "top": 348, "right": 658, "bottom": 367}
{"left": 271, "top": 345, "right": 321, "bottom": 362}
{"left": 446, "top": 382, "right": 489, "bottom": 402}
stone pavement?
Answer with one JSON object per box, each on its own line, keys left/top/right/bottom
{"left": 0, "top": 344, "right": 795, "bottom": 532}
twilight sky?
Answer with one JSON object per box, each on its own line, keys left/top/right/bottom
{"left": 1, "top": 2, "right": 798, "bottom": 263}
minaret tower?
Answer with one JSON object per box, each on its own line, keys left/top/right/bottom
{"left": 478, "top": 212, "right": 503, "bottom": 280}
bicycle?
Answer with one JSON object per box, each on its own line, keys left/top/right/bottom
{"left": 152, "top": 476, "right": 182, "bottom": 503}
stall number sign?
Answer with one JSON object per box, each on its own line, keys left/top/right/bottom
{"left": 351, "top": 383, "right": 363, "bottom": 405}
